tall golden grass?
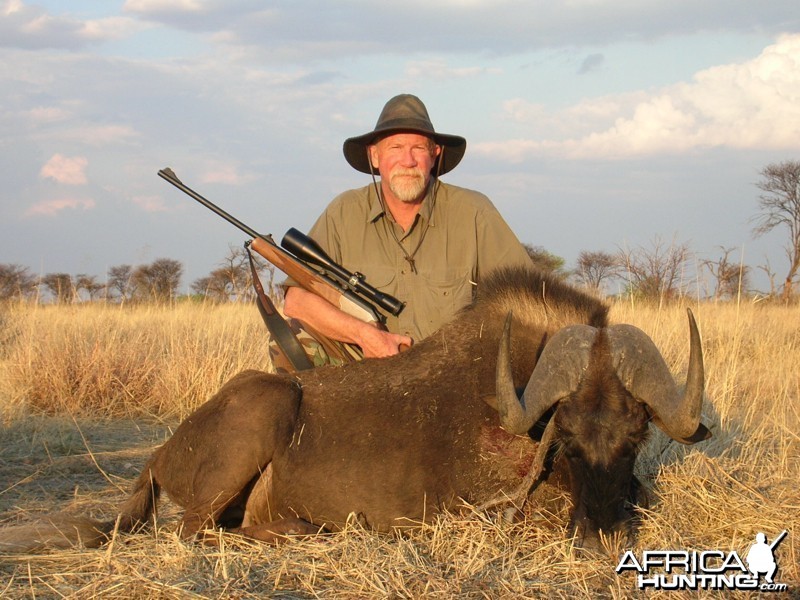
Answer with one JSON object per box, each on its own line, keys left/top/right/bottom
{"left": 0, "top": 299, "right": 797, "bottom": 598}
{"left": 0, "top": 302, "right": 270, "bottom": 420}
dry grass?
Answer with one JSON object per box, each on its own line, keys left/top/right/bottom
{"left": 0, "top": 302, "right": 270, "bottom": 420}
{"left": 0, "top": 299, "right": 798, "bottom": 598}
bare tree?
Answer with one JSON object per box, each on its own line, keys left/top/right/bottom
{"left": 107, "top": 265, "right": 134, "bottom": 303}
{"left": 617, "top": 237, "right": 692, "bottom": 302}
{"left": 191, "top": 273, "right": 228, "bottom": 303}
{"left": 216, "top": 245, "right": 256, "bottom": 302}
{"left": 574, "top": 250, "right": 619, "bottom": 293}
{"left": 757, "top": 259, "right": 778, "bottom": 298}
{"left": 700, "top": 246, "right": 750, "bottom": 300}
{"left": 192, "top": 245, "right": 277, "bottom": 303}
{"left": 0, "top": 264, "right": 38, "bottom": 301}
{"left": 131, "top": 258, "right": 183, "bottom": 303}
{"left": 751, "top": 160, "right": 800, "bottom": 300}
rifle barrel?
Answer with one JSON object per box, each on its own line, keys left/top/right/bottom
{"left": 158, "top": 167, "right": 404, "bottom": 320}
{"left": 158, "top": 168, "right": 262, "bottom": 240}
{"left": 770, "top": 530, "right": 788, "bottom": 550}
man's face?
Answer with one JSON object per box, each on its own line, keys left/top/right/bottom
{"left": 369, "top": 133, "right": 441, "bottom": 203}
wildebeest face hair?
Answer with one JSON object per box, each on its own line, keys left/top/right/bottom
{"left": 553, "top": 358, "right": 651, "bottom": 548}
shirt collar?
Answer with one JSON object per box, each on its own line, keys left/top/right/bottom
{"left": 367, "top": 179, "right": 438, "bottom": 225}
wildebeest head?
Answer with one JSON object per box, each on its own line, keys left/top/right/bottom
{"left": 495, "top": 309, "right": 710, "bottom": 549}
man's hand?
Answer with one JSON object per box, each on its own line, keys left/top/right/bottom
{"left": 356, "top": 324, "right": 412, "bottom": 358}
{"left": 284, "top": 287, "right": 411, "bottom": 358}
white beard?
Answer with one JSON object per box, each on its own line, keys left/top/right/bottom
{"left": 389, "top": 168, "right": 428, "bottom": 203}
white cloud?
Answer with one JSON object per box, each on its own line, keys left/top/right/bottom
{"left": 116, "top": 1, "right": 796, "bottom": 64}
{"left": 199, "top": 164, "right": 254, "bottom": 185}
{"left": 24, "top": 197, "right": 95, "bottom": 217}
{"left": 80, "top": 16, "right": 150, "bottom": 42}
{"left": 82, "top": 124, "right": 141, "bottom": 146}
{"left": 27, "top": 106, "right": 70, "bottom": 123}
{"left": 40, "top": 154, "right": 89, "bottom": 185}
{"left": 2, "top": 0, "right": 796, "bottom": 60}
{"left": 476, "top": 34, "right": 800, "bottom": 161}
{"left": 405, "top": 60, "right": 499, "bottom": 80}
{"left": 0, "top": 1, "right": 87, "bottom": 49}
{"left": 49, "top": 124, "right": 141, "bottom": 147}
{"left": 3, "top": 0, "right": 24, "bottom": 16}
{"left": 0, "top": 0, "right": 146, "bottom": 49}
{"left": 123, "top": 0, "right": 205, "bottom": 12}
{"left": 132, "top": 195, "right": 169, "bottom": 212}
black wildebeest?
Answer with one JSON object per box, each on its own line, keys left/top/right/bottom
{"left": 0, "top": 266, "right": 710, "bottom": 552}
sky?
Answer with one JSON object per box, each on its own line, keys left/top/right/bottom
{"left": 2, "top": 0, "right": 799, "bottom": 295}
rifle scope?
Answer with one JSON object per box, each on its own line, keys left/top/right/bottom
{"left": 281, "top": 228, "right": 405, "bottom": 317}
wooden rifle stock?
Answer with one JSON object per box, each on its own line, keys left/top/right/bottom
{"left": 248, "top": 237, "right": 384, "bottom": 325}
{"left": 250, "top": 237, "right": 411, "bottom": 351}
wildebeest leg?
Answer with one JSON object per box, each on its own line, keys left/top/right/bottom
{"left": 230, "top": 459, "right": 325, "bottom": 544}
{"left": 178, "top": 495, "right": 240, "bottom": 540}
{"left": 146, "top": 370, "right": 301, "bottom": 540}
{"left": 240, "top": 463, "right": 273, "bottom": 527}
{"left": 232, "top": 518, "right": 324, "bottom": 544}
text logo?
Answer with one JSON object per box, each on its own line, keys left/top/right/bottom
{"left": 616, "top": 530, "right": 789, "bottom": 592}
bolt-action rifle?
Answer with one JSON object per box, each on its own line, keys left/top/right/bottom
{"left": 157, "top": 167, "right": 405, "bottom": 370}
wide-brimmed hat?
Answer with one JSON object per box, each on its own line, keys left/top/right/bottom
{"left": 343, "top": 94, "right": 467, "bottom": 175}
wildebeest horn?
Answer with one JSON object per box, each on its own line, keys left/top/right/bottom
{"left": 607, "top": 308, "right": 709, "bottom": 444}
{"left": 496, "top": 312, "right": 596, "bottom": 435}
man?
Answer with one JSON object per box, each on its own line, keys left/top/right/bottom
{"left": 746, "top": 532, "right": 778, "bottom": 584}
{"left": 282, "top": 94, "right": 531, "bottom": 362}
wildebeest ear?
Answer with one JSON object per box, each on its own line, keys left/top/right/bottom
{"left": 482, "top": 387, "right": 526, "bottom": 412}
{"left": 651, "top": 416, "right": 712, "bottom": 445}
{"left": 483, "top": 394, "right": 498, "bottom": 410}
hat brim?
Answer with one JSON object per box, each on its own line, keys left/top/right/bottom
{"left": 343, "top": 129, "right": 467, "bottom": 176}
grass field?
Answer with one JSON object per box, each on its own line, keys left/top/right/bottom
{"left": 0, "top": 299, "right": 797, "bottom": 598}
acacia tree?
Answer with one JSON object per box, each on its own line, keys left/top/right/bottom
{"left": 751, "top": 160, "right": 800, "bottom": 300}
{"left": 0, "top": 264, "right": 38, "bottom": 301}
{"left": 616, "top": 237, "right": 692, "bottom": 302}
{"left": 107, "top": 265, "right": 133, "bottom": 303}
{"left": 574, "top": 250, "right": 619, "bottom": 293}
{"left": 523, "top": 244, "right": 567, "bottom": 278}
{"left": 75, "top": 274, "right": 104, "bottom": 301}
{"left": 40, "top": 273, "right": 75, "bottom": 304}
{"left": 131, "top": 258, "right": 183, "bottom": 303}
{"left": 191, "top": 272, "right": 228, "bottom": 302}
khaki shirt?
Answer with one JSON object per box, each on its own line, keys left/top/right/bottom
{"left": 294, "top": 181, "right": 532, "bottom": 341}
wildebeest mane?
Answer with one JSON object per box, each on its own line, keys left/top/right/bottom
{"left": 469, "top": 265, "right": 609, "bottom": 330}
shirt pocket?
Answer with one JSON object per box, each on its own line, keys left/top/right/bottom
{"left": 356, "top": 266, "right": 402, "bottom": 334}
{"left": 358, "top": 265, "right": 397, "bottom": 292}
{"left": 416, "top": 269, "right": 475, "bottom": 337}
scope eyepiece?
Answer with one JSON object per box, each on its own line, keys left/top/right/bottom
{"left": 281, "top": 228, "right": 404, "bottom": 317}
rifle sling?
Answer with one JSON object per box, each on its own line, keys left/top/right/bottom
{"left": 246, "top": 244, "right": 314, "bottom": 372}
